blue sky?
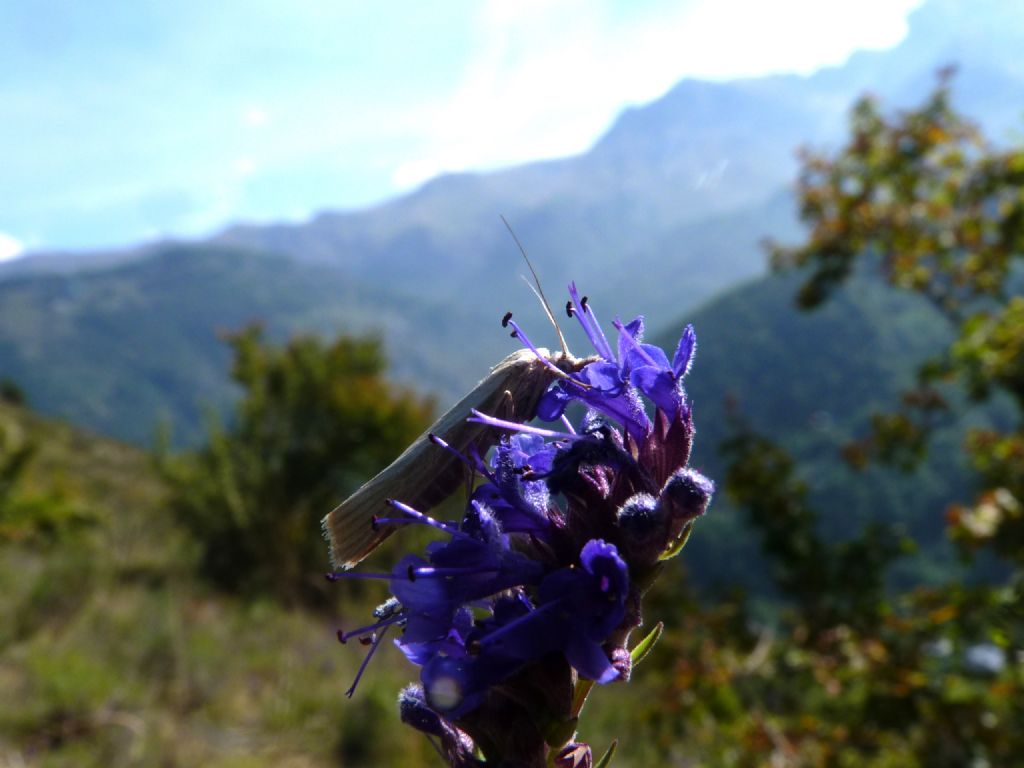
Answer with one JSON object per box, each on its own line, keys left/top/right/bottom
{"left": 0, "top": 0, "right": 923, "bottom": 258}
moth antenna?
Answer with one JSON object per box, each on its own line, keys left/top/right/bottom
{"left": 501, "top": 214, "right": 571, "bottom": 357}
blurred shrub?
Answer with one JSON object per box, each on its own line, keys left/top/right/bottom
{"left": 159, "top": 326, "right": 433, "bottom": 606}
{"left": 0, "top": 377, "right": 25, "bottom": 405}
{"left": 0, "top": 414, "right": 92, "bottom": 545}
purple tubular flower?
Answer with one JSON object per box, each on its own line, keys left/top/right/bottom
{"left": 470, "top": 434, "right": 557, "bottom": 538}
{"left": 537, "top": 288, "right": 699, "bottom": 439}
{"left": 473, "top": 539, "right": 629, "bottom": 685}
{"left": 541, "top": 539, "right": 629, "bottom": 682}
{"left": 390, "top": 502, "right": 545, "bottom": 664}
{"left": 419, "top": 595, "right": 535, "bottom": 718}
{"left": 537, "top": 363, "right": 651, "bottom": 441}
{"left": 617, "top": 317, "right": 696, "bottom": 421}
{"left": 332, "top": 282, "right": 713, "bottom": 767}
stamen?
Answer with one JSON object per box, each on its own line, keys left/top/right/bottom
{"left": 468, "top": 409, "right": 583, "bottom": 441}
{"left": 346, "top": 624, "right": 392, "bottom": 698}
{"left": 566, "top": 300, "right": 574, "bottom": 317}
{"left": 612, "top": 318, "right": 662, "bottom": 370}
{"left": 371, "top": 516, "right": 451, "bottom": 530}
{"left": 429, "top": 432, "right": 487, "bottom": 480}
{"left": 338, "top": 612, "right": 404, "bottom": 644}
{"left": 326, "top": 570, "right": 396, "bottom": 582}
{"left": 386, "top": 499, "right": 460, "bottom": 534}
{"left": 410, "top": 564, "right": 502, "bottom": 579}
{"left": 568, "top": 282, "right": 616, "bottom": 361}
{"left": 505, "top": 318, "right": 575, "bottom": 380}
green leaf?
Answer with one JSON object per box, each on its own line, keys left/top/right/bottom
{"left": 594, "top": 739, "right": 618, "bottom": 768}
{"left": 630, "top": 621, "right": 664, "bottom": 668}
{"left": 659, "top": 521, "right": 693, "bottom": 560}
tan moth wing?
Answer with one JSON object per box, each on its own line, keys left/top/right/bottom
{"left": 323, "top": 348, "right": 590, "bottom": 569}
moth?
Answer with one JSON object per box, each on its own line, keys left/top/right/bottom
{"left": 322, "top": 346, "right": 592, "bottom": 569}
{"left": 323, "top": 219, "right": 593, "bottom": 569}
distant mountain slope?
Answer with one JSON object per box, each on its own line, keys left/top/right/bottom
{"left": 0, "top": 246, "right": 485, "bottom": 445}
{"left": 7, "top": 2, "right": 1020, "bottom": 321}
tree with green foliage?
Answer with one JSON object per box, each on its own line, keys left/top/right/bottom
{"left": 682, "top": 74, "right": 1024, "bottom": 765}
{"left": 160, "top": 326, "right": 434, "bottom": 605}
{"left": 769, "top": 70, "right": 1024, "bottom": 577}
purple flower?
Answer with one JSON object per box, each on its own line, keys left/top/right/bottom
{"left": 620, "top": 319, "right": 697, "bottom": 421}
{"left": 330, "top": 282, "right": 714, "bottom": 767}
{"left": 536, "top": 282, "right": 698, "bottom": 438}
{"left": 389, "top": 501, "right": 545, "bottom": 666}
{"left": 470, "top": 433, "right": 557, "bottom": 539}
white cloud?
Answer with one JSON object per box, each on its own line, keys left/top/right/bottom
{"left": 390, "top": 0, "right": 924, "bottom": 188}
{"left": 392, "top": 157, "right": 452, "bottom": 190}
{"left": 0, "top": 232, "right": 24, "bottom": 261}
{"left": 233, "top": 157, "right": 257, "bottom": 177}
{"left": 244, "top": 107, "right": 269, "bottom": 127}
{"left": 675, "top": 0, "right": 924, "bottom": 77}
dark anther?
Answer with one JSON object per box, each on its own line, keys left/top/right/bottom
{"left": 371, "top": 515, "right": 380, "bottom": 531}
{"left": 337, "top": 629, "right": 347, "bottom": 644}
{"left": 359, "top": 635, "right": 374, "bottom": 646}
{"left": 566, "top": 300, "right": 575, "bottom": 317}
{"left": 581, "top": 295, "right": 590, "bottom": 311}
{"left": 407, "top": 564, "right": 417, "bottom": 582}
{"left": 510, "top": 331, "right": 518, "bottom": 338}
{"left": 501, "top": 311, "right": 513, "bottom": 327}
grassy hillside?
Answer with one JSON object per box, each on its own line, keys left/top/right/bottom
{"left": 0, "top": 401, "right": 453, "bottom": 766}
